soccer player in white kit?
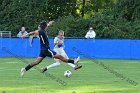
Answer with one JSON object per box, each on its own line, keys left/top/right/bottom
{"left": 42, "top": 30, "right": 82, "bottom": 72}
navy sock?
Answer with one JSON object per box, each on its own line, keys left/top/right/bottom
{"left": 68, "top": 59, "right": 74, "bottom": 64}
{"left": 25, "top": 64, "right": 33, "bottom": 71}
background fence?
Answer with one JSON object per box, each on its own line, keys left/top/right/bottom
{"left": 0, "top": 38, "right": 140, "bottom": 59}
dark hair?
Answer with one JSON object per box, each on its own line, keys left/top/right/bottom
{"left": 39, "top": 21, "right": 47, "bottom": 29}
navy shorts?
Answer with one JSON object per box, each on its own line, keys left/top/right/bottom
{"left": 39, "top": 49, "right": 56, "bottom": 58}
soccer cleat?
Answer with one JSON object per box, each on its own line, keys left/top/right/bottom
{"left": 41, "top": 67, "right": 48, "bottom": 73}
{"left": 74, "top": 56, "right": 80, "bottom": 65}
{"left": 20, "top": 68, "right": 26, "bottom": 77}
{"left": 74, "top": 65, "right": 82, "bottom": 70}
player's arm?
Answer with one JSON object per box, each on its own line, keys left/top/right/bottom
{"left": 47, "top": 21, "right": 54, "bottom": 27}
{"left": 54, "top": 37, "right": 60, "bottom": 45}
{"left": 20, "top": 31, "right": 39, "bottom": 38}
{"left": 85, "top": 32, "right": 90, "bottom": 38}
{"left": 54, "top": 37, "right": 64, "bottom": 48}
{"left": 54, "top": 41, "right": 60, "bottom": 45}
{"left": 45, "top": 21, "right": 54, "bottom": 30}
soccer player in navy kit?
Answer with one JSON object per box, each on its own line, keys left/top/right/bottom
{"left": 20, "top": 21, "right": 80, "bottom": 77}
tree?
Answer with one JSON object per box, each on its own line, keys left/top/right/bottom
{"left": 114, "top": 0, "right": 140, "bottom": 21}
{"left": 46, "top": 0, "right": 77, "bottom": 19}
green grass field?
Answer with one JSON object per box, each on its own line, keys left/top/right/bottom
{"left": 0, "top": 57, "right": 140, "bottom": 93}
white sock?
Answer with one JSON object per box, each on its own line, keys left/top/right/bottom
{"left": 67, "top": 63, "right": 76, "bottom": 68}
{"left": 47, "top": 62, "right": 60, "bottom": 69}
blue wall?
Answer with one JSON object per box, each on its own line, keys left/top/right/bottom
{"left": 0, "top": 38, "right": 140, "bottom": 59}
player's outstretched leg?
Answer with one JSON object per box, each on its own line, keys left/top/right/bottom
{"left": 67, "top": 63, "right": 82, "bottom": 70}
{"left": 54, "top": 54, "right": 80, "bottom": 64}
{"left": 74, "top": 65, "right": 82, "bottom": 70}
{"left": 20, "top": 57, "right": 44, "bottom": 77}
{"left": 41, "top": 55, "right": 80, "bottom": 73}
{"left": 62, "top": 53, "right": 82, "bottom": 70}
{"left": 41, "top": 59, "right": 60, "bottom": 73}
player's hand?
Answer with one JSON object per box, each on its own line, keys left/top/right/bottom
{"left": 54, "top": 41, "right": 60, "bottom": 45}
{"left": 49, "top": 21, "right": 54, "bottom": 24}
{"left": 56, "top": 40, "right": 60, "bottom": 44}
{"left": 47, "top": 21, "right": 54, "bottom": 27}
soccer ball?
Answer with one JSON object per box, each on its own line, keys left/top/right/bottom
{"left": 64, "top": 70, "right": 72, "bottom": 77}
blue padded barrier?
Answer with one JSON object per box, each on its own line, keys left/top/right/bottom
{"left": 0, "top": 38, "right": 140, "bottom": 59}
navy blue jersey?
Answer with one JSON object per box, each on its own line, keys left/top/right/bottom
{"left": 38, "top": 29, "right": 50, "bottom": 51}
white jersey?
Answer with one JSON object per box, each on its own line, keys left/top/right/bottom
{"left": 53, "top": 36, "right": 68, "bottom": 59}
{"left": 54, "top": 36, "right": 64, "bottom": 49}
{"left": 85, "top": 31, "right": 96, "bottom": 38}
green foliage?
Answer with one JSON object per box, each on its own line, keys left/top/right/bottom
{"left": 48, "top": 16, "right": 89, "bottom": 37}
{"left": 0, "top": 0, "right": 48, "bottom": 36}
{"left": 0, "top": 0, "right": 140, "bottom": 39}
{"left": 114, "top": 0, "right": 140, "bottom": 21}
{"left": 46, "top": 0, "right": 77, "bottom": 19}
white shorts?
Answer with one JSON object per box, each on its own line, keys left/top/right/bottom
{"left": 53, "top": 48, "right": 69, "bottom": 59}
